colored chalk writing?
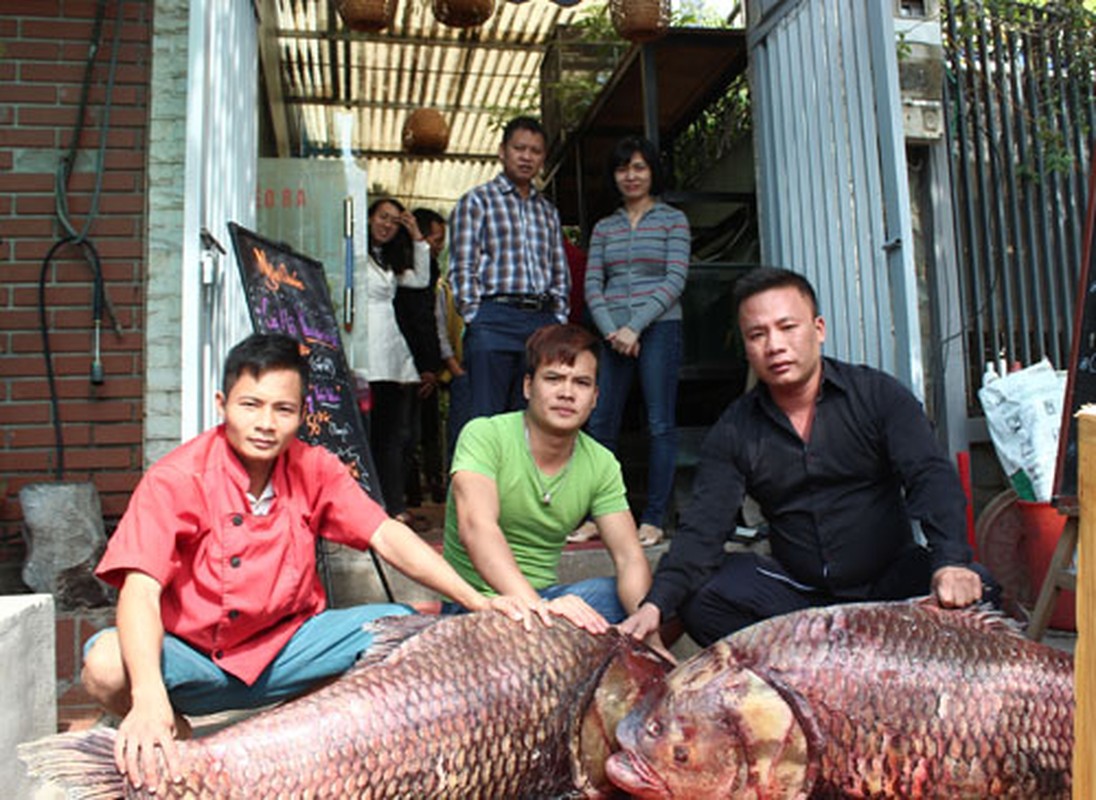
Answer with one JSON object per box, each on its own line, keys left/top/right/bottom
{"left": 229, "top": 222, "right": 381, "bottom": 504}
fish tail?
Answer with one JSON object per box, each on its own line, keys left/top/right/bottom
{"left": 18, "top": 728, "right": 125, "bottom": 799}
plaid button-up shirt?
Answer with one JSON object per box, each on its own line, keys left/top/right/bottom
{"left": 448, "top": 172, "right": 570, "bottom": 323}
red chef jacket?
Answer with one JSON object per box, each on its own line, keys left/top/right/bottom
{"left": 96, "top": 426, "right": 387, "bottom": 684}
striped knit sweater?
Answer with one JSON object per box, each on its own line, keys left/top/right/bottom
{"left": 584, "top": 201, "right": 691, "bottom": 337}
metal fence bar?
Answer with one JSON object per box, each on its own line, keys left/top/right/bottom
{"left": 943, "top": 0, "right": 1094, "bottom": 412}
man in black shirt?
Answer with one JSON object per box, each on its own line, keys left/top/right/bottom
{"left": 620, "top": 266, "right": 997, "bottom": 647}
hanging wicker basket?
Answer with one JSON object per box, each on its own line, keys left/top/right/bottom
{"left": 336, "top": 0, "right": 397, "bottom": 33}
{"left": 610, "top": 0, "right": 670, "bottom": 43}
{"left": 402, "top": 109, "right": 450, "bottom": 155}
{"left": 433, "top": 0, "right": 494, "bottom": 28}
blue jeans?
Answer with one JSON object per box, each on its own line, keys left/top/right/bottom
{"left": 441, "top": 576, "right": 626, "bottom": 624}
{"left": 463, "top": 301, "right": 558, "bottom": 419}
{"left": 446, "top": 372, "right": 472, "bottom": 462}
{"left": 85, "top": 604, "right": 414, "bottom": 716}
{"left": 586, "top": 320, "right": 682, "bottom": 528}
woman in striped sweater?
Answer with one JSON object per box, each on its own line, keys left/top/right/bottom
{"left": 576, "top": 136, "right": 691, "bottom": 547}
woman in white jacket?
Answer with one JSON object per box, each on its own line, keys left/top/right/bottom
{"left": 355, "top": 197, "right": 429, "bottom": 522}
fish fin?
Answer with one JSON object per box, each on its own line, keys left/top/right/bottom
{"left": 18, "top": 728, "right": 124, "bottom": 799}
{"left": 911, "top": 596, "right": 1026, "bottom": 638}
{"left": 355, "top": 613, "right": 446, "bottom": 667}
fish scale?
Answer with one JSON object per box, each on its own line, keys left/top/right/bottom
{"left": 20, "top": 612, "right": 669, "bottom": 799}
{"left": 607, "top": 601, "right": 1073, "bottom": 799}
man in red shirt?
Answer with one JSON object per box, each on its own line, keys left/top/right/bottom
{"left": 81, "top": 333, "right": 562, "bottom": 790}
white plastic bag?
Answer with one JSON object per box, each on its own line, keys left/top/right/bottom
{"left": 977, "top": 358, "right": 1066, "bottom": 502}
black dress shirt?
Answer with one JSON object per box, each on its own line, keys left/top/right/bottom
{"left": 646, "top": 357, "right": 973, "bottom": 616}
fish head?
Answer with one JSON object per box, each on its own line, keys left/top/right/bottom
{"left": 573, "top": 634, "right": 672, "bottom": 797}
{"left": 605, "top": 642, "right": 812, "bottom": 799}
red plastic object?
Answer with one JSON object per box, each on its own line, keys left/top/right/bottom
{"left": 1015, "top": 500, "right": 1076, "bottom": 631}
{"left": 956, "top": 451, "right": 977, "bottom": 555}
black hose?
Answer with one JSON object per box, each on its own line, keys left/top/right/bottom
{"left": 56, "top": 0, "right": 122, "bottom": 246}
{"left": 38, "top": 237, "right": 104, "bottom": 480}
{"left": 38, "top": 0, "right": 121, "bottom": 477}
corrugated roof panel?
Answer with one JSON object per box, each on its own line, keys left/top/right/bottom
{"left": 273, "top": 0, "right": 583, "bottom": 207}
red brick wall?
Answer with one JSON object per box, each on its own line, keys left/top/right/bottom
{"left": 0, "top": 1, "right": 151, "bottom": 565}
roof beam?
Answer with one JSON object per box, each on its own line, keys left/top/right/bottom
{"left": 275, "top": 28, "right": 548, "bottom": 51}
{"left": 302, "top": 145, "right": 498, "bottom": 162}
{"left": 283, "top": 96, "right": 508, "bottom": 116}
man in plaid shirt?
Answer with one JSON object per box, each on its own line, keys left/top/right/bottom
{"left": 448, "top": 116, "right": 570, "bottom": 419}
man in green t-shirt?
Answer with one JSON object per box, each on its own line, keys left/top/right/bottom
{"left": 443, "top": 323, "right": 651, "bottom": 626}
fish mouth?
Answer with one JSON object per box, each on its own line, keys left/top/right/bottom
{"left": 605, "top": 750, "right": 670, "bottom": 799}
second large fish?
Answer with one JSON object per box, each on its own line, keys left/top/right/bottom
{"left": 22, "top": 611, "right": 669, "bottom": 799}
{"left": 606, "top": 600, "right": 1073, "bottom": 799}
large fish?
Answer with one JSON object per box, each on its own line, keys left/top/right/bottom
{"left": 606, "top": 600, "right": 1073, "bottom": 799}
{"left": 21, "top": 612, "right": 669, "bottom": 799}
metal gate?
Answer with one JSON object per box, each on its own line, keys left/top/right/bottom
{"left": 747, "top": 0, "right": 922, "bottom": 396}
{"left": 943, "top": 0, "right": 1095, "bottom": 411}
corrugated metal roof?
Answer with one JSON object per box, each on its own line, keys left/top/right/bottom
{"left": 268, "top": 0, "right": 585, "bottom": 212}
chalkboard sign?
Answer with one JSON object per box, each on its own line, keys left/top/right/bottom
{"left": 1053, "top": 157, "right": 1096, "bottom": 509}
{"left": 228, "top": 222, "right": 382, "bottom": 505}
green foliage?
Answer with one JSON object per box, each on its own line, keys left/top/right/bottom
{"left": 490, "top": 0, "right": 737, "bottom": 133}
{"left": 946, "top": 0, "right": 1096, "bottom": 176}
{"left": 674, "top": 72, "right": 752, "bottom": 189}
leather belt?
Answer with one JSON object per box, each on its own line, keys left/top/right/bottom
{"left": 483, "top": 293, "right": 553, "bottom": 312}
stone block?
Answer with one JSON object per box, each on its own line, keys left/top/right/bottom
{"left": 1, "top": 594, "right": 57, "bottom": 799}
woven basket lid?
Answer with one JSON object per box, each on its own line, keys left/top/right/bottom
{"left": 610, "top": 0, "right": 670, "bottom": 43}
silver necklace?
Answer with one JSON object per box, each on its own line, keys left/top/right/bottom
{"left": 524, "top": 422, "right": 574, "bottom": 506}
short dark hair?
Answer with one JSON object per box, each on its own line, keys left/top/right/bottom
{"left": 412, "top": 207, "right": 445, "bottom": 232}
{"left": 502, "top": 116, "right": 547, "bottom": 147}
{"left": 732, "top": 266, "right": 820, "bottom": 318}
{"left": 368, "top": 197, "right": 414, "bottom": 274}
{"left": 525, "top": 323, "right": 601, "bottom": 376}
{"left": 222, "top": 333, "right": 309, "bottom": 400}
{"left": 606, "top": 136, "right": 665, "bottom": 197}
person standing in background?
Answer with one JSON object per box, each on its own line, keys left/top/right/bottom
{"left": 425, "top": 212, "right": 472, "bottom": 464}
{"left": 395, "top": 209, "right": 446, "bottom": 509}
{"left": 449, "top": 116, "right": 570, "bottom": 419}
{"left": 355, "top": 197, "right": 429, "bottom": 524}
{"left": 575, "top": 136, "right": 691, "bottom": 548}
{"left": 563, "top": 233, "right": 588, "bottom": 326}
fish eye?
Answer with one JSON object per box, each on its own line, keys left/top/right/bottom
{"left": 673, "top": 745, "right": 689, "bottom": 765}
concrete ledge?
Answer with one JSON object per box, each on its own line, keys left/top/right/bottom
{"left": 1, "top": 594, "right": 56, "bottom": 799}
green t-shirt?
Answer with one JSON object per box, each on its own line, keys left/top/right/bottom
{"left": 443, "top": 411, "right": 628, "bottom": 594}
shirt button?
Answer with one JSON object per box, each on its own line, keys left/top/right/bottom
{"left": 230, "top": 556, "right": 242, "bottom": 568}
{"left": 228, "top": 609, "right": 240, "bottom": 620}
{"left": 214, "top": 650, "right": 224, "bottom": 659}
{"left": 232, "top": 514, "right": 244, "bottom": 526}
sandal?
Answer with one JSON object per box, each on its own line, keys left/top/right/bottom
{"left": 567, "top": 520, "right": 600, "bottom": 543}
{"left": 637, "top": 523, "right": 665, "bottom": 547}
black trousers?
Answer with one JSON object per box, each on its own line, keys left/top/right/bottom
{"left": 679, "top": 547, "right": 1002, "bottom": 647}
{"left": 368, "top": 381, "right": 415, "bottom": 517}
